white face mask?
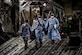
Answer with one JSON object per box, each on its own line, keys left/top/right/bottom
{"left": 24, "top": 23, "right": 28, "bottom": 26}
{"left": 38, "top": 18, "right": 42, "bottom": 20}
{"left": 33, "top": 20, "right": 37, "bottom": 22}
{"left": 51, "top": 16, "right": 54, "bottom": 18}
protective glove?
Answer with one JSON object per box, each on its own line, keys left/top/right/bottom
{"left": 54, "top": 24, "right": 57, "bottom": 29}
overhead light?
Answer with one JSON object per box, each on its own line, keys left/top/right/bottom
{"left": 43, "top": 3, "right": 47, "bottom": 7}
{"left": 68, "top": 17, "right": 72, "bottom": 20}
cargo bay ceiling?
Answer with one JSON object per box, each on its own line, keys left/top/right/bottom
{"left": 2, "top": 0, "right": 82, "bottom": 10}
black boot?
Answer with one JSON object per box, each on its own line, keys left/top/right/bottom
{"left": 51, "top": 40, "right": 54, "bottom": 45}
{"left": 40, "top": 41, "right": 42, "bottom": 47}
{"left": 39, "top": 38, "right": 42, "bottom": 47}
{"left": 35, "top": 41, "right": 38, "bottom": 49}
{"left": 24, "top": 40, "right": 28, "bottom": 50}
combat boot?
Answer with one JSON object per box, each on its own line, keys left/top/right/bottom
{"left": 35, "top": 41, "right": 38, "bottom": 49}
{"left": 51, "top": 40, "right": 54, "bottom": 45}
{"left": 24, "top": 40, "right": 28, "bottom": 50}
{"left": 40, "top": 41, "right": 42, "bottom": 47}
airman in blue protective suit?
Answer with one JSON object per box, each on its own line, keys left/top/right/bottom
{"left": 31, "top": 16, "right": 45, "bottom": 48}
{"left": 45, "top": 13, "right": 61, "bottom": 44}
{"left": 18, "top": 20, "right": 31, "bottom": 50}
